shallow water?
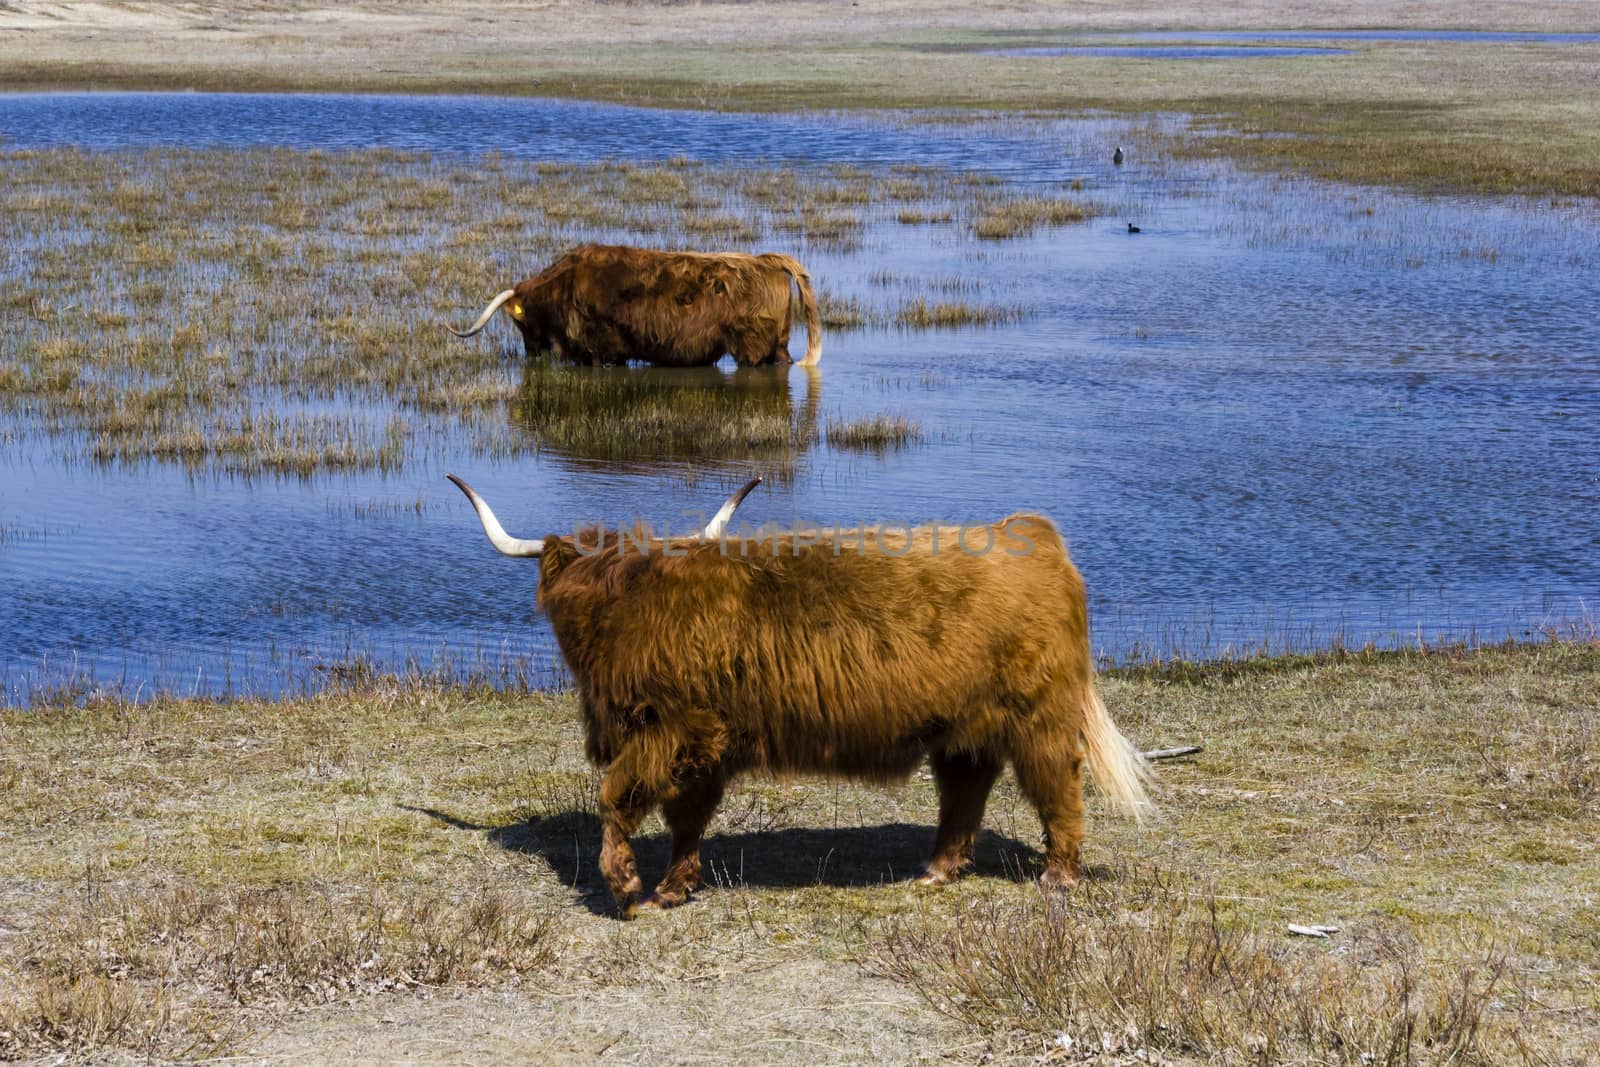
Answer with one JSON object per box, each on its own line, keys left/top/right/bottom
{"left": 980, "top": 46, "right": 1350, "bottom": 59}
{"left": 1095, "top": 30, "right": 1600, "bottom": 45}
{"left": 0, "top": 92, "right": 1076, "bottom": 177}
{"left": 2, "top": 94, "right": 1598, "bottom": 700}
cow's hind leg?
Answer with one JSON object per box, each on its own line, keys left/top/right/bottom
{"left": 729, "top": 329, "right": 786, "bottom": 366}
{"left": 1010, "top": 718, "right": 1087, "bottom": 892}
{"left": 918, "top": 749, "right": 1003, "bottom": 886}
{"left": 644, "top": 771, "right": 726, "bottom": 909}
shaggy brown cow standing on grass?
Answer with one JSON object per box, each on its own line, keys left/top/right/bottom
{"left": 448, "top": 243, "right": 822, "bottom": 367}
{"left": 447, "top": 475, "right": 1152, "bottom": 916}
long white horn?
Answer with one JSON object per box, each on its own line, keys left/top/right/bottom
{"left": 446, "top": 289, "right": 517, "bottom": 339}
{"left": 701, "top": 477, "right": 761, "bottom": 539}
{"left": 446, "top": 474, "right": 544, "bottom": 558}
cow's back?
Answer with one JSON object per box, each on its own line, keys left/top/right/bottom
{"left": 542, "top": 515, "right": 1090, "bottom": 776}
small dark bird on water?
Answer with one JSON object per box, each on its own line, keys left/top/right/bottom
{"left": 1127, "top": 222, "right": 1141, "bottom": 233}
{"left": 1113, "top": 145, "right": 1125, "bottom": 165}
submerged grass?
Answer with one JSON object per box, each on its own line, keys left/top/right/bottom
{"left": 0, "top": 148, "right": 1080, "bottom": 477}
{"left": 1, "top": 641, "right": 1595, "bottom": 1059}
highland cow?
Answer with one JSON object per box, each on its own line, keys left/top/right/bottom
{"left": 448, "top": 244, "right": 822, "bottom": 367}
{"left": 447, "top": 475, "right": 1152, "bottom": 916}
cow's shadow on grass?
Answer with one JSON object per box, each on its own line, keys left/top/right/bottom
{"left": 404, "top": 805, "right": 1050, "bottom": 916}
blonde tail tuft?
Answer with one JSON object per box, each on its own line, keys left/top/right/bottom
{"left": 1081, "top": 683, "right": 1157, "bottom": 822}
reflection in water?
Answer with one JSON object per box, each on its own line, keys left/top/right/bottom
{"left": 508, "top": 361, "right": 821, "bottom": 476}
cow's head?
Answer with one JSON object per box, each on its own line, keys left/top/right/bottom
{"left": 446, "top": 288, "right": 548, "bottom": 356}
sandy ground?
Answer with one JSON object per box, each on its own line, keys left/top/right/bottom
{"left": 242, "top": 961, "right": 969, "bottom": 1066}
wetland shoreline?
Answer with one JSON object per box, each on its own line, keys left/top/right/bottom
{"left": 3, "top": 1, "right": 1600, "bottom": 198}
{"left": 3, "top": 120, "right": 1597, "bottom": 700}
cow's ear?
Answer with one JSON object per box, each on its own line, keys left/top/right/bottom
{"left": 539, "top": 536, "right": 580, "bottom": 580}
{"left": 711, "top": 279, "right": 729, "bottom": 296}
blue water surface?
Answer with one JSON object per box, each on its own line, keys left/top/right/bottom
{"left": 2, "top": 93, "right": 1597, "bottom": 700}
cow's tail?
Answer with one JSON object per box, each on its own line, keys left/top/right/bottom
{"left": 1081, "top": 680, "right": 1156, "bottom": 822}
{"left": 771, "top": 255, "right": 822, "bottom": 366}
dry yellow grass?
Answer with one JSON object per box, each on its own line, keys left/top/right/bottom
{"left": 2, "top": 641, "right": 1596, "bottom": 1061}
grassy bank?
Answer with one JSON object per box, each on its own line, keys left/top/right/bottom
{"left": 2, "top": 2, "right": 1598, "bottom": 198}
{"left": 3, "top": 641, "right": 1595, "bottom": 1061}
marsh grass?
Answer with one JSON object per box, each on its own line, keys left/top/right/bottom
{"left": 970, "top": 195, "right": 1094, "bottom": 239}
{"left": 2, "top": 642, "right": 1594, "bottom": 1059}
{"left": 824, "top": 414, "right": 922, "bottom": 452}
{"left": 894, "top": 297, "right": 1027, "bottom": 329}
{"left": 0, "top": 149, "right": 1080, "bottom": 477}
{"left": 817, "top": 288, "right": 1023, "bottom": 332}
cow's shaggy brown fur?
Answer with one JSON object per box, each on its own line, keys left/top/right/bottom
{"left": 452, "top": 243, "right": 822, "bottom": 367}
{"left": 452, "top": 486, "right": 1153, "bottom": 917}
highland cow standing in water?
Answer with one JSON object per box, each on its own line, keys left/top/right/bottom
{"left": 448, "top": 244, "right": 822, "bottom": 367}
{"left": 447, "top": 475, "right": 1152, "bottom": 917}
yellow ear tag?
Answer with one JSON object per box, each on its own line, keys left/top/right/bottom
{"left": 508, "top": 301, "right": 523, "bottom": 319}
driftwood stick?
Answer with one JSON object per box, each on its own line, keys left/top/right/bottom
{"left": 1288, "top": 923, "right": 1341, "bottom": 938}
{"left": 1142, "top": 745, "right": 1203, "bottom": 761}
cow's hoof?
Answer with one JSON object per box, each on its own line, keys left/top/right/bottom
{"left": 611, "top": 878, "right": 646, "bottom": 919}
{"left": 638, "top": 891, "right": 685, "bottom": 912}
{"left": 915, "top": 869, "right": 955, "bottom": 887}
{"left": 1038, "top": 867, "right": 1080, "bottom": 894}
{"left": 646, "top": 888, "right": 690, "bottom": 910}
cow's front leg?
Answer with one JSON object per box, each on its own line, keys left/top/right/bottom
{"left": 598, "top": 750, "right": 658, "bottom": 918}
{"left": 644, "top": 770, "right": 726, "bottom": 910}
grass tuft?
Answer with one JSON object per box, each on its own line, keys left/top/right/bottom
{"left": 971, "top": 196, "right": 1094, "bottom": 240}
{"left": 894, "top": 297, "right": 1025, "bottom": 329}
{"left": 824, "top": 414, "right": 922, "bottom": 452}
{"left": 876, "top": 878, "right": 1526, "bottom": 1063}
{"left": 0, "top": 878, "right": 557, "bottom": 1060}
